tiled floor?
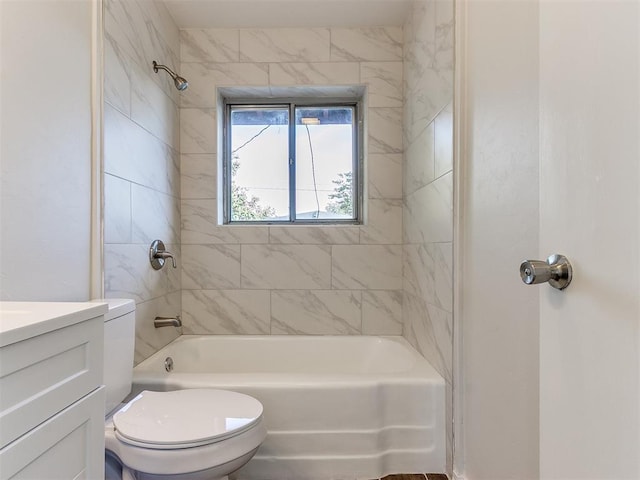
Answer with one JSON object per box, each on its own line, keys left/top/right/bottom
{"left": 378, "top": 475, "right": 448, "bottom": 480}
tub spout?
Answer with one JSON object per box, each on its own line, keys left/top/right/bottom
{"left": 154, "top": 315, "right": 182, "bottom": 328}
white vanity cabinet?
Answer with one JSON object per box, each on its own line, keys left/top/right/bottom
{"left": 0, "top": 302, "right": 108, "bottom": 479}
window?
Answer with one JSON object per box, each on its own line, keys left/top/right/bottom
{"left": 223, "top": 100, "right": 362, "bottom": 224}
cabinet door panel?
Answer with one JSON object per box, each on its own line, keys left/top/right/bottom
{"left": 0, "top": 387, "right": 105, "bottom": 480}
{"left": 0, "top": 317, "right": 103, "bottom": 448}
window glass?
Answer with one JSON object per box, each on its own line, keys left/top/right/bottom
{"left": 229, "top": 107, "right": 289, "bottom": 221}
{"left": 226, "top": 102, "right": 359, "bottom": 224}
{"left": 295, "top": 107, "right": 355, "bottom": 220}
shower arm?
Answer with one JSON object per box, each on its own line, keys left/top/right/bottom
{"left": 153, "top": 61, "right": 177, "bottom": 79}
{"left": 152, "top": 60, "right": 188, "bottom": 91}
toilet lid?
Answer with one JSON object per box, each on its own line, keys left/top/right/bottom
{"left": 113, "top": 389, "right": 264, "bottom": 449}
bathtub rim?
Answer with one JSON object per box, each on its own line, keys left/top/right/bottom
{"left": 133, "top": 334, "right": 445, "bottom": 386}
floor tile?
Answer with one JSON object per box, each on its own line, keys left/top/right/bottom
{"left": 382, "top": 475, "right": 427, "bottom": 480}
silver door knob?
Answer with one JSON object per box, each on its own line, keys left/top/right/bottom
{"left": 520, "top": 254, "right": 572, "bottom": 290}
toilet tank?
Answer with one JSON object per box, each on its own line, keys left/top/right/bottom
{"left": 102, "top": 298, "right": 135, "bottom": 415}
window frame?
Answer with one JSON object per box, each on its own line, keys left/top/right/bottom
{"left": 222, "top": 97, "right": 364, "bottom": 225}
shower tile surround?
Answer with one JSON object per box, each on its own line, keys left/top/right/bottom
{"left": 179, "top": 26, "right": 406, "bottom": 337}
{"left": 102, "top": 0, "right": 454, "bottom": 474}
{"left": 403, "top": 0, "right": 454, "bottom": 474}
{"left": 103, "top": 0, "right": 182, "bottom": 364}
{"left": 177, "top": 6, "right": 453, "bottom": 402}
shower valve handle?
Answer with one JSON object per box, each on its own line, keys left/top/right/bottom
{"left": 149, "top": 239, "right": 177, "bottom": 270}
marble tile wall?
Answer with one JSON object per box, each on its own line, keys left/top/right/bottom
{"left": 402, "top": 0, "right": 454, "bottom": 475}
{"left": 179, "top": 26, "right": 404, "bottom": 336}
{"left": 103, "top": 0, "right": 182, "bottom": 364}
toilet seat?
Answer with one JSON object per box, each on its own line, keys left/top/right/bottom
{"left": 113, "top": 389, "right": 264, "bottom": 450}
{"left": 105, "top": 414, "right": 267, "bottom": 478}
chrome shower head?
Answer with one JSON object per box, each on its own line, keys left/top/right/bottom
{"left": 152, "top": 61, "right": 188, "bottom": 91}
{"left": 174, "top": 76, "right": 188, "bottom": 91}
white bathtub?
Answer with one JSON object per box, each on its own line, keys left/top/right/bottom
{"left": 132, "top": 335, "right": 446, "bottom": 480}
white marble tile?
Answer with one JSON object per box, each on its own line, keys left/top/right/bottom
{"left": 405, "top": 0, "right": 436, "bottom": 56}
{"left": 180, "top": 63, "right": 269, "bottom": 108}
{"left": 181, "top": 154, "right": 216, "bottom": 199}
{"left": 361, "top": 62, "right": 403, "bottom": 108}
{"left": 401, "top": 295, "right": 419, "bottom": 352}
{"left": 133, "top": 1, "right": 180, "bottom": 102}
{"left": 271, "top": 290, "right": 361, "bottom": 334}
{"left": 104, "top": 32, "right": 131, "bottom": 116}
{"left": 403, "top": 243, "right": 453, "bottom": 312}
{"left": 332, "top": 245, "right": 402, "bottom": 290}
{"left": 166, "top": 147, "right": 181, "bottom": 198}
{"left": 368, "top": 153, "right": 402, "bottom": 200}
{"left": 404, "top": 42, "right": 453, "bottom": 145}
{"left": 104, "top": 174, "right": 131, "bottom": 244}
{"left": 181, "top": 199, "right": 217, "bottom": 244}
{"left": 427, "top": 302, "right": 453, "bottom": 382}
{"left": 104, "top": 0, "right": 146, "bottom": 72}
{"left": 103, "top": 103, "right": 147, "bottom": 176}
{"left": 104, "top": 104, "right": 180, "bottom": 195}
{"left": 403, "top": 0, "right": 454, "bottom": 144}
{"left": 136, "top": 0, "right": 180, "bottom": 60}
{"left": 435, "top": 103, "right": 454, "bottom": 177}
{"left": 182, "top": 289, "right": 270, "bottom": 334}
{"left": 141, "top": 0, "right": 180, "bottom": 59}
{"left": 360, "top": 198, "right": 402, "bottom": 245}
{"left": 403, "top": 292, "right": 452, "bottom": 383}
{"left": 133, "top": 291, "right": 181, "bottom": 365}
{"left": 268, "top": 226, "right": 359, "bottom": 245}
{"left": 404, "top": 172, "right": 453, "bottom": 244}
{"left": 403, "top": 292, "right": 441, "bottom": 376}
{"left": 131, "top": 185, "right": 180, "bottom": 245}
{"left": 362, "top": 290, "right": 403, "bottom": 335}
{"left": 218, "top": 85, "right": 275, "bottom": 99}
{"left": 331, "top": 27, "right": 403, "bottom": 62}
{"left": 404, "top": 242, "right": 452, "bottom": 311}
{"left": 106, "top": 0, "right": 181, "bottom": 103}
{"left": 435, "top": 242, "right": 454, "bottom": 313}
{"left": 435, "top": 0, "right": 455, "bottom": 78}
{"left": 181, "top": 29, "right": 240, "bottom": 63}
{"left": 131, "top": 64, "right": 179, "bottom": 149}
{"left": 240, "top": 28, "right": 330, "bottom": 62}
{"left": 241, "top": 245, "right": 331, "bottom": 289}
{"left": 403, "top": 243, "right": 431, "bottom": 299}
{"left": 212, "top": 226, "right": 270, "bottom": 244}
{"left": 405, "top": 121, "right": 435, "bottom": 196}
{"left": 269, "top": 63, "right": 360, "bottom": 86}
{"left": 104, "top": 244, "right": 167, "bottom": 302}
{"left": 182, "top": 244, "right": 241, "bottom": 289}
{"left": 180, "top": 108, "right": 216, "bottom": 154}
{"left": 268, "top": 85, "right": 364, "bottom": 98}
{"left": 368, "top": 107, "right": 403, "bottom": 154}
{"left": 181, "top": 200, "right": 269, "bottom": 244}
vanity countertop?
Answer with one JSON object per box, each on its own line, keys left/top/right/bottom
{"left": 0, "top": 301, "right": 108, "bottom": 347}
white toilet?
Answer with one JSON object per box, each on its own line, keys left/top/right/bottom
{"left": 102, "top": 299, "right": 267, "bottom": 480}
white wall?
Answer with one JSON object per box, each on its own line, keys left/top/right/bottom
{"left": 0, "top": 1, "right": 95, "bottom": 301}
{"left": 458, "top": 1, "right": 540, "bottom": 478}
